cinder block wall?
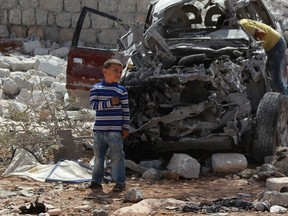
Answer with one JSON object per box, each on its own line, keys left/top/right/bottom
{"left": 0, "top": 0, "right": 150, "bottom": 48}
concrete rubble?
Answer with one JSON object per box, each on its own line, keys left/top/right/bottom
{"left": 1, "top": 0, "right": 288, "bottom": 215}
{"left": 211, "top": 153, "right": 248, "bottom": 173}
{"left": 167, "top": 153, "right": 200, "bottom": 179}
{"left": 0, "top": 38, "right": 287, "bottom": 216}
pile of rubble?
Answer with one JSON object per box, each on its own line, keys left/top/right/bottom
{"left": 0, "top": 34, "right": 94, "bottom": 134}
{"left": 1, "top": 14, "right": 288, "bottom": 215}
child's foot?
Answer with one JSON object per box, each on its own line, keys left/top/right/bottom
{"left": 88, "top": 182, "right": 102, "bottom": 190}
{"left": 112, "top": 183, "right": 126, "bottom": 192}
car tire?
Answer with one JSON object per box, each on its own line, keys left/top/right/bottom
{"left": 253, "top": 92, "right": 288, "bottom": 163}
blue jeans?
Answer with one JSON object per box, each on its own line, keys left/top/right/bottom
{"left": 266, "top": 37, "right": 288, "bottom": 95}
{"left": 92, "top": 131, "right": 126, "bottom": 185}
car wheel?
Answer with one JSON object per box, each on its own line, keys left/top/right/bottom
{"left": 253, "top": 92, "right": 288, "bottom": 163}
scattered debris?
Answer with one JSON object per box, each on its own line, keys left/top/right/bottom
{"left": 125, "top": 159, "right": 180, "bottom": 180}
{"left": 0, "top": 39, "right": 23, "bottom": 53}
{"left": 123, "top": 188, "right": 144, "bottom": 203}
{"left": 183, "top": 198, "right": 253, "bottom": 213}
{"left": 256, "top": 163, "right": 285, "bottom": 181}
{"left": 19, "top": 197, "right": 47, "bottom": 214}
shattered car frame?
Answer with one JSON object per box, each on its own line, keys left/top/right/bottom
{"left": 66, "top": 0, "right": 288, "bottom": 163}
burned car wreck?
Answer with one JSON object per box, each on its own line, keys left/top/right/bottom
{"left": 67, "top": 0, "right": 288, "bottom": 163}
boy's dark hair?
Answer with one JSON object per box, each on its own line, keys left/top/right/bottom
{"left": 103, "top": 59, "right": 123, "bottom": 69}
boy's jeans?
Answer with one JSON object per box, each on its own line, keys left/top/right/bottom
{"left": 267, "top": 37, "right": 288, "bottom": 95}
{"left": 92, "top": 131, "right": 126, "bottom": 185}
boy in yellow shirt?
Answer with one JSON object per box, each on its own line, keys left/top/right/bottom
{"left": 240, "top": 19, "right": 287, "bottom": 95}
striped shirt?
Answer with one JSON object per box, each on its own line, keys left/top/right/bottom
{"left": 90, "top": 81, "right": 130, "bottom": 132}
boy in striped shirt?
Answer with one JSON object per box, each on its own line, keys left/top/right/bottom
{"left": 89, "top": 59, "right": 130, "bottom": 192}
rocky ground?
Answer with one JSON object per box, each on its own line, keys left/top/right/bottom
{"left": 1, "top": 6, "right": 288, "bottom": 213}
{"left": 0, "top": 145, "right": 286, "bottom": 216}
{"left": 0, "top": 47, "right": 287, "bottom": 215}
{"left": 0, "top": 161, "right": 270, "bottom": 216}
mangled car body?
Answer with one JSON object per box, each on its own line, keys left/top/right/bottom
{"left": 66, "top": 0, "right": 288, "bottom": 162}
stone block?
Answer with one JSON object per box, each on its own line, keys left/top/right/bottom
{"left": 2, "top": 77, "right": 19, "bottom": 96}
{"left": 136, "top": 0, "right": 150, "bottom": 13}
{"left": 81, "top": 0, "right": 98, "bottom": 9}
{"left": 58, "top": 28, "right": 74, "bottom": 43}
{"left": 27, "top": 26, "right": 44, "bottom": 40}
{"left": 36, "top": 9, "right": 48, "bottom": 25}
{"left": 118, "top": 0, "right": 136, "bottom": 13}
{"left": 9, "top": 9, "right": 22, "bottom": 25}
{"left": 53, "top": 129, "right": 82, "bottom": 162}
{"left": 39, "top": 0, "right": 63, "bottom": 13}
{"left": 266, "top": 177, "right": 288, "bottom": 192}
{"left": 9, "top": 25, "right": 28, "bottom": 38}
{"left": 49, "top": 47, "right": 69, "bottom": 59}
{"left": 0, "top": 25, "right": 9, "bottom": 38}
{"left": 47, "top": 209, "right": 62, "bottom": 216}
{"left": 22, "top": 9, "right": 36, "bottom": 26}
{"left": 34, "top": 55, "right": 66, "bottom": 77}
{"left": 0, "top": 68, "right": 10, "bottom": 78}
{"left": 139, "top": 160, "right": 162, "bottom": 169}
{"left": 56, "top": 12, "right": 71, "bottom": 28}
{"left": 142, "top": 168, "right": 162, "bottom": 180}
{"left": 13, "top": 76, "right": 34, "bottom": 91}
{"left": 212, "top": 153, "right": 247, "bottom": 173}
{"left": 123, "top": 188, "right": 144, "bottom": 203}
{"left": 11, "top": 59, "right": 36, "bottom": 71}
{"left": 97, "top": 29, "right": 119, "bottom": 46}
{"left": 34, "top": 47, "right": 49, "bottom": 55}
{"left": 44, "top": 27, "right": 59, "bottom": 42}
{"left": 64, "top": 0, "right": 81, "bottom": 12}
{"left": 48, "top": 13, "right": 55, "bottom": 25}
{"left": 0, "top": 56, "right": 22, "bottom": 70}
{"left": 261, "top": 191, "right": 288, "bottom": 206}
{"left": 22, "top": 40, "right": 42, "bottom": 54}
{"left": 116, "top": 13, "right": 136, "bottom": 26}
{"left": 0, "top": 10, "right": 9, "bottom": 24}
{"left": 91, "top": 14, "right": 114, "bottom": 29}
{"left": 1, "top": 0, "right": 18, "bottom": 9}
{"left": 50, "top": 82, "right": 67, "bottom": 97}
{"left": 19, "top": 0, "right": 39, "bottom": 9}
{"left": 98, "top": 0, "right": 118, "bottom": 12}
{"left": 80, "top": 29, "right": 97, "bottom": 45}
{"left": 167, "top": 153, "right": 200, "bottom": 179}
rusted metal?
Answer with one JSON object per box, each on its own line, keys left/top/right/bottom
{"left": 66, "top": 0, "right": 288, "bottom": 162}
{"left": 0, "top": 39, "right": 23, "bottom": 52}
{"left": 66, "top": 47, "right": 118, "bottom": 107}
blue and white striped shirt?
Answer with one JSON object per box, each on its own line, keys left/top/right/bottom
{"left": 90, "top": 81, "right": 130, "bottom": 132}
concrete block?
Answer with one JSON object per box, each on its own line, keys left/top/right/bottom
{"left": 212, "top": 153, "right": 247, "bottom": 173}
{"left": 167, "top": 153, "right": 200, "bottom": 179}
{"left": 266, "top": 177, "right": 288, "bottom": 192}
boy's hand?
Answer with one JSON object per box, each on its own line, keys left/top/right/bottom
{"left": 111, "top": 97, "right": 120, "bottom": 106}
{"left": 122, "top": 130, "right": 129, "bottom": 139}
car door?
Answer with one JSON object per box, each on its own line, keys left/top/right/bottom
{"left": 66, "top": 7, "right": 130, "bottom": 108}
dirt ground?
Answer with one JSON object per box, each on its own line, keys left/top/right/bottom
{"left": 0, "top": 146, "right": 281, "bottom": 216}
{"left": 0, "top": 157, "right": 280, "bottom": 216}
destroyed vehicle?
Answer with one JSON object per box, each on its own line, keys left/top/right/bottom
{"left": 66, "top": 0, "right": 288, "bottom": 163}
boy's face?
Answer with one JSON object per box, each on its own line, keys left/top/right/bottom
{"left": 103, "top": 64, "right": 123, "bottom": 83}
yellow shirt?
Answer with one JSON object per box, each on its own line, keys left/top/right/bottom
{"left": 239, "top": 19, "right": 280, "bottom": 51}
